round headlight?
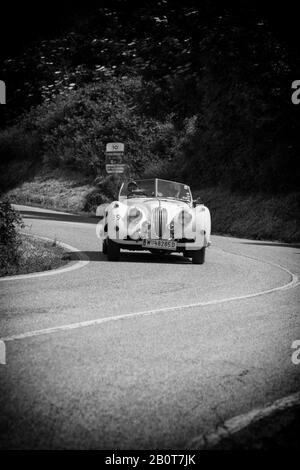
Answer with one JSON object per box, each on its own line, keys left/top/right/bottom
{"left": 179, "top": 210, "right": 192, "bottom": 225}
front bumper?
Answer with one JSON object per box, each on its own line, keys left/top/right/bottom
{"left": 109, "top": 237, "right": 206, "bottom": 251}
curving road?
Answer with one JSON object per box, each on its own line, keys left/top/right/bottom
{"left": 0, "top": 205, "right": 299, "bottom": 449}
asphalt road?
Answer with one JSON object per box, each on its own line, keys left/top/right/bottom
{"left": 0, "top": 205, "right": 299, "bottom": 449}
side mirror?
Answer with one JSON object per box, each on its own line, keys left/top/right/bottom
{"left": 193, "top": 197, "right": 203, "bottom": 207}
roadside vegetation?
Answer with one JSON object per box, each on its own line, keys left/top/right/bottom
{"left": 0, "top": 200, "right": 68, "bottom": 276}
{"left": 197, "top": 188, "right": 299, "bottom": 243}
{"left": 2, "top": 235, "right": 68, "bottom": 277}
{"left": 6, "top": 169, "right": 94, "bottom": 213}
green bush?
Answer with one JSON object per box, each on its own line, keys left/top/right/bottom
{"left": 84, "top": 175, "right": 121, "bottom": 211}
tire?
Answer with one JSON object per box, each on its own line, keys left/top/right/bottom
{"left": 107, "top": 239, "right": 120, "bottom": 261}
{"left": 192, "top": 247, "right": 205, "bottom": 264}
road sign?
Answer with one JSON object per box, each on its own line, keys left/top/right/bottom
{"left": 105, "top": 154, "right": 124, "bottom": 165}
{"left": 105, "top": 143, "right": 125, "bottom": 174}
{"left": 105, "top": 152, "right": 124, "bottom": 158}
{"left": 106, "top": 164, "right": 126, "bottom": 174}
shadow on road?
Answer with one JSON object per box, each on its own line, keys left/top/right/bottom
{"left": 68, "top": 250, "right": 192, "bottom": 264}
{"left": 20, "top": 210, "right": 98, "bottom": 225}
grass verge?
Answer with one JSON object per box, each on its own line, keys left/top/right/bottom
{"left": 195, "top": 187, "right": 300, "bottom": 243}
{"left": 6, "top": 168, "right": 94, "bottom": 213}
{"left": 0, "top": 233, "right": 69, "bottom": 277}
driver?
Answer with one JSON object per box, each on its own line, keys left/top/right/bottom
{"left": 174, "top": 182, "right": 190, "bottom": 201}
{"left": 127, "top": 180, "right": 138, "bottom": 197}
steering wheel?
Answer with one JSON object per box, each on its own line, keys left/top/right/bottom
{"left": 127, "top": 189, "right": 148, "bottom": 198}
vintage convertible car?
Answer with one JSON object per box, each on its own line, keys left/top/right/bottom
{"left": 96, "top": 178, "right": 211, "bottom": 264}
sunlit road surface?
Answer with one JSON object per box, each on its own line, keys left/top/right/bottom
{"left": 0, "top": 205, "right": 299, "bottom": 449}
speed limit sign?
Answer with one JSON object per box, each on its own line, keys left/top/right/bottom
{"left": 106, "top": 143, "right": 125, "bottom": 153}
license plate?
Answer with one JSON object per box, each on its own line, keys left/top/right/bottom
{"left": 142, "top": 239, "right": 177, "bottom": 250}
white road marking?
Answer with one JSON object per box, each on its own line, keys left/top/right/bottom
{"left": 186, "top": 390, "right": 300, "bottom": 449}
{"left": 1, "top": 258, "right": 298, "bottom": 343}
{"left": 214, "top": 245, "right": 299, "bottom": 291}
{"left": 0, "top": 233, "right": 89, "bottom": 282}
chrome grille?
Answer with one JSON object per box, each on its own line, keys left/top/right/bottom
{"left": 152, "top": 207, "right": 168, "bottom": 238}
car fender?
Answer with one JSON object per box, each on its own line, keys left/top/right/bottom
{"left": 195, "top": 205, "right": 211, "bottom": 246}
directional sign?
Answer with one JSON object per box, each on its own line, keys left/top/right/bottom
{"left": 105, "top": 152, "right": 124, "bottom": 158}
{"left": 106, "top": 164, "right": 126, "bottom": 174}
{"left": 105, "top": 154, "right": 124, "bottom": 165}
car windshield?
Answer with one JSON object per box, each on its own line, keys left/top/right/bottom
{"left": 119, "top": 179, "right": 192, "bottom": 203}
{"left": 156, "top": 179, "right": 192, "bottom": 203}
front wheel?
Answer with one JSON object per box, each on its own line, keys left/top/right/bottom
{"left": 107, "top": 239, "right": 120, "bottom": 261}
{"left": 192, "top": 247, "right": 205, "bottom": 264}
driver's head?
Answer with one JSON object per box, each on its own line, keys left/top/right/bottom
{"left": 127, "top": 180, "right": 138, "bottom": 192}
